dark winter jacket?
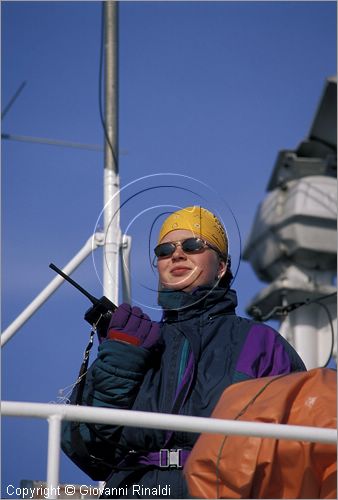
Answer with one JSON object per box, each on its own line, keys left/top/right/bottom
{"left": 61, "top": 286, "right": 306, "bottom": 498}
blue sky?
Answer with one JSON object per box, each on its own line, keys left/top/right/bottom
{"left": 2, "top": 1, "right": 336, "bottom": 495}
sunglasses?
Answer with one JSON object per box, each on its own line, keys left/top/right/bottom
{"left": 154, "top": 237, "right": 218, "bottom": 259}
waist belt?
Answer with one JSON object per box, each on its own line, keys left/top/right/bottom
{"left": 137, "top": 449, "right": 191, "bottom": 469}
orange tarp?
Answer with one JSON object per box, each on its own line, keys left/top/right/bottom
{"left": 184, "top": 368, "right": 336, "bottom": 499}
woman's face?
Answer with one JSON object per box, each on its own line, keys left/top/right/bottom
{"left": 156, "top": 229, "right": 226, "bottom": 292}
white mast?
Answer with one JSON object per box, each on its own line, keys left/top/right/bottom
{"left": 1, "top": 1, "right": 128, "bottom": 347}
{"left": 103, "top": 1, "right": 121, "bottom": 304}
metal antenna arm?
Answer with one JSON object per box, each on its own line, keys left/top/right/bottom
{"left": 1, "top": 232, "right": 104, "bottom": 347}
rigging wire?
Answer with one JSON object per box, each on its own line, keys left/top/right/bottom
{"left": 313, "top": 299, "right": 335, "bottom": 367}
{"left": 99, "top": 2, "right": 118, "bottom": 171}
{"left": 1, "top": 133, "right": 103, "bottom": 151}
{"left": 250, "top": 291, "right": 337, "bottom": 322}
{"left": 1, "top": 80, "right": 27, "bottom": 120}
{"left": 251, "top": 291, "right": 337, "bottom": 368}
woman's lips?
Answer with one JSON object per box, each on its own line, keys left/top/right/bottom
{"left": 170, "top": 267, "right": 192, "bottom": 276}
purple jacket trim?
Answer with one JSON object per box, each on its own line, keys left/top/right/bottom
{"left": 164, "top": 351, "right": 195, "bottom": 445}
{"left": 174, "top": 351, "right": 194, "bottom": 400}
{"left": 235, "top": 324, "right": 292, "bottom": 378}
{"left": 138, "top": 449, "right": 191, "bottom": 468}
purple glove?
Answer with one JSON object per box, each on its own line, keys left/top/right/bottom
{"left": 106, "top": 303, "right": 161, "bottom": 349}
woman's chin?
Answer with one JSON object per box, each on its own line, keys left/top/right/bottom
{"left": 162, "top": 278, "right": 195, "bottom": 291}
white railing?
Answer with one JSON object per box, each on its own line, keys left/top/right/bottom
{"left": 3, "top": 401, "right": 336, "bottom": 499}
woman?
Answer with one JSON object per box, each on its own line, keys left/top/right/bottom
{"left": 62, "top": 206, "right": 306, "bottom": 499}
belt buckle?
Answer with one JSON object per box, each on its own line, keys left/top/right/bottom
{"left": 159, "top": 448, "right": 182, "bottom": 468}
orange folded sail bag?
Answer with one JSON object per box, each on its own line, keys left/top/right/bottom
{"left": 184, "top": 368, "right": 336, "bottom": 499}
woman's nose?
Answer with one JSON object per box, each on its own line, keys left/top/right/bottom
{"left": 172, "top": 243, "right": 186, "bottom": 260}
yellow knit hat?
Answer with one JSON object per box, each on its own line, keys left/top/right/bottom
{"left": 158, "top": 206, "right": 228, "bottom": 257}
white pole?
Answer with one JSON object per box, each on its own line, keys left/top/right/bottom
{"left": 1, "top": 232, "right": 104, "bottom": 347}
{"left": 103, "top": 173, "right": 120, "bottom": 304}
{"left": 290, "top": 308, "right": 319, "bottom": 369}
{"left": 103, "top": 1, "right": 120, "bottom": 304}
{"left": 121, "top": 234, "right": 132, "bottom": 303}
{"left": 2, "top": 401, "right": 336, "bottom": 445}
{"left": 46, "top": 415, "right": 62, "bottom": 499}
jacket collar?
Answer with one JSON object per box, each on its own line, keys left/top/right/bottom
{"left": 158, "top": 285, "right": 237, "bottom": 322}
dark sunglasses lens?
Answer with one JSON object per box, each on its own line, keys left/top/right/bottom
{"left": 181, "top": 238, "right": 204, "bottom": 252}
{"left": 154, "top": 242, "right": 175, "bottom": 258}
